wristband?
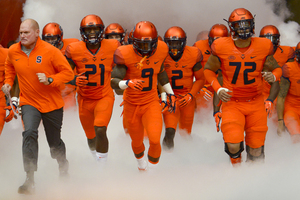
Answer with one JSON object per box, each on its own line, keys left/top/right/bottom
{"left": 118, "top": 80, "right": 128, "bottom": 90}
{"left": 278, "top": 119, "right": 283, "bottom": 121}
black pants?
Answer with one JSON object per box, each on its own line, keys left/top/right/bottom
{"left": 21, "top": 105, "right": 66, "bottom": 172}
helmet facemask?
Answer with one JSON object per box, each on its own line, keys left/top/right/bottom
{"left": 133, "top": 38, "right": 158, "bottom": 57}
{"left": 229, "top": 19, "right": 254, "bottom": 40}
{"left": 42, "top": 35, "right": 62, "bottom": 48}
{"left": 260, "top": 34, "right": 280, "bottom": 52}
{"left": 80, "top": 25, "right": 104, "bottom": 44}
{"left": 164, "top": 38, "right": 186, "bottom": 60}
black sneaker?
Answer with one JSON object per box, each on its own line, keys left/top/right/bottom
{"left": 18, "top": 178, "right": 35, "bottom": 195}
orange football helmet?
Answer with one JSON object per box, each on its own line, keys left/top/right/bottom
{"left": 133, "top": 21, "right": 158, "bottom": 57}
{"left": 127, "top": 29, "right": 134, "bottom": 44}
{"left": 259, "top": 25, "right": 280, "bottom": 51}
{"left": 164, "top": 26, "right": 186, "bottom": 60}
{"left": 42, "top": 22, "right": 63, "bottom": 47}
{"left": 295, "top": 42, "right": 300, "bottom": 63}
{"left": 208, "top": 24, "right": 229, "bottom": 47}
{"left": 104, "top": 23, "right": 125, "bottom": 44}
{"left": 227, "top": 8, "right": 255, "bottom": 40}
{"left": 80, "top": 14, "right": 104, "bottom": 44}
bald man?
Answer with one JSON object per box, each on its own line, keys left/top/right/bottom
{"left": 195, "top": 30, "right": 209, "bottom": 42}
{"left": 2, "top": 19, "right": 74, "bottom": 195}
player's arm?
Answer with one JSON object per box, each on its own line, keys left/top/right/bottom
{"left": 262, "top": 55, "right": 281, "bottom": 101}
{"left": 110, "top": 64, "right": 128, "bottom": 89}
{"left": 277, "top": 76, "right": 290, "bottom": 136}
{"left": 204, "top": 54, "right": 231, "bottom": 102}
{"left": 213, "top": 70, "right": 223, "bottom": 132}
{"left": 190, "top": 62, "right": 204, "bottom": 97}
{"left": 158, "top": 63, "right": 176, "bottom": 113}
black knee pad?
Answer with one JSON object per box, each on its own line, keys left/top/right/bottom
{"left": 246, "top": 145, "right": 265, "bottom": 161}
{"left": 224, "top": 141, "right": 244, "bottom": 158}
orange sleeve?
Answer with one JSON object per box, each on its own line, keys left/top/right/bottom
{"left": 288, "top": 46, "right": 295, "bottom": 60}
{"left": 204, "top": 69, "right": 221, "bottom": 92}
{"left": 190, "top": 67, "right": 204, "bottom": 97}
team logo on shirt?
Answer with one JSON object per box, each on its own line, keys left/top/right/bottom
{"left": 36, "top": 56, "right": 42, "bottom": 63}
{"left": 146, "top": 60, "right": 150, "bottom": 65}
{"left": 228, "top": 55, "right": 236, "bottom": 61}
{"left": 241, "top": 54, "right": 245, "bottom": 59}
{"left": 82, "top": 58, "right": 88, "bottom": 63}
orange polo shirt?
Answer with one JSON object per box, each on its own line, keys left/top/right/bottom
{"left": 5, "top": 37, "right": 74, "bottom": 113}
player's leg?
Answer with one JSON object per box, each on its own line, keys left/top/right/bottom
{"left": 143, "top": 101, "right": 163, "bottom": 165}
{"left": 179, "top": 98, "right": 196, "bottom": 135}
{"left": 77, "top": 95, "right": 97, "bottom": 156}
{"left": 221, "top": 101, "right": 245, "bottom": 165}
{"left": 162, "top": 104, "right": 179, "bottom": 150}
{"left": 94, "top": 95, "right": 114, "bottom": 161}
{"left": 245, "top": 96, "right": 268, "bottom": 162}
{"left": 284, "top": 108, "right": 300, "bottom": 143}
{"left": 124, "top": 102, "right": 146, "bottom": 169}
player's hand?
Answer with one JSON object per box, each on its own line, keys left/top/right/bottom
{"left": 214, "top": 111, "right": 222, "bottom": 132}
{"left": 262, "top": 72, "right": 276, "bottom": 83}
{"left": 217, "top": 87, "right": 232, "bottom": 102}
{"left": 178, "top": 93, "right": 193, "bottom": 107}
{"left": 160, "top": 92, "right": 168, "bottom": 113}
{"left": 264, "top": 99, "right": 273, "bottom": 118}
{"left": 1, "top": 84, "right": 11, "bottom": 96}
{"left": 168, "top": 94, "right": 176, "bottom": 113}
{"left": 126, "top": 79, "right": 144, "bottom": 91}
{"left": 277, "top": 120, "right": 285, "bottom": 136}
{"left": 4, "top": 97, "right": 19, "bottom": 122}
{"left": 200, "top": 86, "right": 212, "bottom": 101}
{"left": 76, "top": 72, "right": 88, "bottom": 87}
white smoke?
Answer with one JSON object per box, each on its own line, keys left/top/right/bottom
{"left": 1, "top": 0, "right": 300, "bottom": 199}
{"left": 22, "top": 0, "right": 300, "bottom": 46}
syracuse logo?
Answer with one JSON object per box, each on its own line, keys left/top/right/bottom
{"left": 36, "top": 56, "right": 42, "bottom": 63}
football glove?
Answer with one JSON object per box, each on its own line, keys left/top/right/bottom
{"left": 178, "top": 93, "right": 193, "bottom": 107}
{"left": 4, "top": 97, "right": 19, "bottom": 122}
{"left": 168, "top": 94, "right": 176, "bottom": 113}
{"left": 264, "top": 99, "right": 273, "bottom": 118}
{"left": 160, "top": 92, "right": 168, "bottom": 113}
{"left": 200, "top": 86, "right": 212, "bottom": 101}
{"left": 126, "top": 79, "right": 144, "bottom": 91}
{"left": 213, "top": 111, "right": 222, "bottom": 132}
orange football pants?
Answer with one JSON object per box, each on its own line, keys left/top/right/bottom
{"left": 77, "top": 93, "right": 114, "bottom": 139}
{"left": 123, "top": 100, "right": 162, "bottom": 160}
{"left": 284, "top": 103, "right": 300, "bottom": 136}
{"left": 221, "top": 94, "right": 268, "bottom": 148}
{"left": 163, "top": 98, "right": 195, "bottom": 134}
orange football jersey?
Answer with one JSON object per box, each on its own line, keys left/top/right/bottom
{"left": 66, "top": 39, "right": 120, "bottom": 99}
{"left": 263, "top": 45, "right": 295, "bottom": 95}
{"left": 193, "top": 39, "right": 211, "bottom": 67}
{"left": 60, "top": 38, "right": 79, "bottom": 55}
{"left": 282, "top": 61, "right": 300, "bottom": 106}
{"left": 211, "top": 37, "right": 273, "bottom": 98}
{"left": 164, "top": 45, "right": 202, "bottom": 96}
{"left": 114, "top": 40, "right": 169, "bottom": 105}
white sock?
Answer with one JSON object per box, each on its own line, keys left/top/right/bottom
{"left": 137, "top": 156, "right": 147, "bottom": 170}
{"left": 96, "top": 152, "right": 108, "bottom": 162}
